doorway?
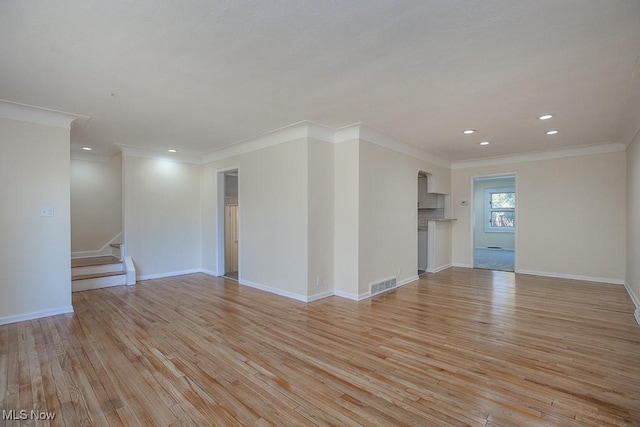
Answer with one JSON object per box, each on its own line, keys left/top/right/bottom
{"left": 217, "top": 169, "right": 239, "bottom": 281}
{"left": 472, "top": 175, "right": 516, "bottom": 272}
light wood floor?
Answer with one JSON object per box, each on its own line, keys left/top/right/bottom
{"left": 2, "top": 268, "right": 639, "bottom": 426}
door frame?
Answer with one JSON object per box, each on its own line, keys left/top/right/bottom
{"left": 216, "top": 166, "right": 240, "bottom": 278}
{"left": 470, "top": 173, "right": 518, "bottom": 272}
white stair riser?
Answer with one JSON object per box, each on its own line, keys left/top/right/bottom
{"left": 72, "top": 263, "right": 123, "bottom": 277}
{"left": 72, "top": 274, "right": 126, "bottom": 292}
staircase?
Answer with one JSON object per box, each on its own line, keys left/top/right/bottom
{"left": 72, "top": 256, "right": 127, "bottom": 292}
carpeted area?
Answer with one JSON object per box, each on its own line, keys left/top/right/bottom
{"left": 474, "top": 248, "right": 515, "bottom": 271}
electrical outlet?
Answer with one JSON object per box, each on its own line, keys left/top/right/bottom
{"left": 40, "top": 207, "right": 54, "bottom": 217}
{"left": 316, "top": 276, "right": 322, "bottom": 287}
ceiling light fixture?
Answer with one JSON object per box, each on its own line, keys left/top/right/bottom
{"left": 168, "top": 149, "right": 177, "bottom": 153}
{"left": 545, "top": 130, "right": 559, "bottom": 135}
{"left": 82, "top": 147, "right": 92, "bottom": 151}
{"left": 538, "top": 114, "right": 554, "bottom": 120}
{"left": 462, "top": 129, "right": 476, "bottom": 134}
{"left": 479, "top": 141, "right": 490, "bottom": 146}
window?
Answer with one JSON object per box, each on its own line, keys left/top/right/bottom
{"left": 484, "top": 188, "right": 515, "bottom": 233}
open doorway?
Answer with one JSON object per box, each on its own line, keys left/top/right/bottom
{"left": 472, "top": 175, "right": 516, "bottom": 272}
{"left": 217, "top": 169, "right": 239, "bottom": 281}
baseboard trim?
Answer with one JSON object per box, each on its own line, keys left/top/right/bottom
{"left": 624, "top": 282, "right": 640, "bottom": 309}
{"left": 137, "top": 269, "right": 203, "bottom": 281}
{"left": 72, "top": 232, "right": 122, "bottom": 259}
{"left": 0, "top": 306, "right": 74, "bottom": 326}
{"left": 517, "top": 269, "right": 624, "bottom": 285}
{"left": 333, "top": 290, "right": 359, "bottom": 301}
{"left": 427, "top": 263, "right": 453, "bottom": 274}
{"left": 397, "top": 275, "right": 419, "bottom": 287}
{"left": 307, "top": 290, "right": 334, "bottom": 302}
{"left": 635, "top": 308, "right": 640, "bottom": 326}
{"left": 199, "top": 269, "right": 218, "bottom": 277}
{"left": 452, "top": 262, "right": 472, "bottom": 268}
{"left": 239, "top": 279, "right": 308, "bottom": 303}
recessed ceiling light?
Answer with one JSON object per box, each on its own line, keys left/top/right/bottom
{"left": 168, "top": 149, "right": 177, "bottom": 153}
{"left": 545, "top": 130, "right": 559, "bottom": 135}
{"left": 462, "top": 129, "right": 476, "bottom": 134}
{"left": 82, "top": 147, "right": 92, "bottom": 151}
{"left": 538, "top": 114, "right": 554, "bottom": 120}
{"left": 479, "top": 141, "right": 490, "bottom": 146}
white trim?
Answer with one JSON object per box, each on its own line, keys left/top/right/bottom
{"left": 635, "top": 309, "right": 640, "bottom": 326}
{"left": 200, "top": 269, "right": 218, "bottom": 277}
{"left": 452, "top": 142, "right": 626, "bottom": 169}
{"left": 0, "top": 99, "right": 89, "bottom": 129}
{"left": 0, "top": 306, "right": 74, "bottom": 326}
{"left": 201, "top": 121, "right": 312, "bottom": 164}
{"left": 357, "top": 124, "right": 451, "bottom": 168}
{"left": 238, "top": 279, "right": 308, "bottom": 303}
{"left": 70, "top": 150, "right": 111, "bottom": 163}
{"left": 357, "top": 291, "right": 372, "bottom": 301}
{"left": 517, "top": 269, "right": 624, "bottom": 285}
{"left": 452, "top": 262, "right": 472, "bottom": 268}
{"left": 397, "top": 275, "right": 419, "bottom": 287}
{"left": 624, "top": 282, "right": 640, "bottom": 309}
{"left": 123, "top": 256, "right": 136, "bottom": 285}
{"left": 428, "top": 263, "right": 453, "bottom": 274}
{"left": 117, "top": 144, "right": 202, "bottom": 165}
{"left": 137, "top": 269, "right": 203, "bottom": 281}
{"left": 307, "top": 290, "right": 334, "bottom": 302}
{"left": 333, "top": 290, "right": 359, "bottom": 301}
{"left": 72, "top": 232, "right": 123, "bottom": 259}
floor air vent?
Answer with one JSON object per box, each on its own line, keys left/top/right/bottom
{"left": 370, "top": 277, "right": 397, "bottom": 296}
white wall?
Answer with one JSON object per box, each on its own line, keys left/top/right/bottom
{"left": 358, "top": 140, "right": 451, "bottom": 296}
{"left": 308, "top": 138, "right": 334, "bottom": 298}
{"left": 0, "top": 118, "right": 72, "bottom": 323}
{"left": 201, "top": 138, "right": 309, "bottom": 298}
{"left": 124, "top": 156, "right": 202, "bottom": 279}
{"left": 452, "top": 150, "right": 627, "bottom": 283}
{"left": 333, "top": 139, "right": 360, "bottom": 297}
{"left": 627, "top": 132, "right": 640, "bottom": 311}
{"left": 473, "top": 177, "right": 515, "bottom": 250}
{"left": 71, "top": 153, "right": 122, "bottom": 253}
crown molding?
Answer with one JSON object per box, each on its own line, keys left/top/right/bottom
{"left": 0, "top": 99, "right": 89, "bottom": 129}
{"left": 70, "top": 150, "right": 112, "bottom": 163}
{"left": 117, "top": 144, "right": 202, "bottom": 165}
{"left": 201, "top": 121, "right": 313, "bottom": 164}
{"left": 451, "top": 142, "right": 626, "bottom": 170}
{"left": 356, "top": 124, "right": 451, "bottom": 168}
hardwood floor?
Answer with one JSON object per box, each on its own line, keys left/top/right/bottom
{"left": 1, "top": 268, "right": 639, "bottom": 426}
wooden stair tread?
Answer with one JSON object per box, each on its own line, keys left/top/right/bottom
{"left": 73, "top": 271, "right": 126, "bottom": 281}
{"left": 72, "top": 256, "right": 120, "bottom": 268}
{"left": 110, "top": 243, "right": 122, "bottom": 248}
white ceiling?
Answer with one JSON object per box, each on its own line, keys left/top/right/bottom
{"left": 1, "top": 0, "right": 639, "bottom": 162}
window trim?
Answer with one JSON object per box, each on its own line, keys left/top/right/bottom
{"left": 484, "top": 187, "right": 515, "bottom": 233}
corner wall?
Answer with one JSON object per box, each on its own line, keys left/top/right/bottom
{"left": 0, "top": 118, "right": 72, "bottom": 323}
{"left": 626, "top": 132, "right": 640, "bottom": 315}
{"left": 71, "top": 153, "right": 122, "bottom": 254}
{"left": 123, "top": 155, "right": 202, "bottom": 279}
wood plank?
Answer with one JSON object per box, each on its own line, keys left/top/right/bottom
{"left": 1, "top": 268, "right": 639, "bottom": 425}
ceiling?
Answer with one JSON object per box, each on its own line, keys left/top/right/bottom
{"left": 1, "top": 0, "right": 639, "bottom": 162}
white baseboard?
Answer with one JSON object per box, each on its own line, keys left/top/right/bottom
{"left": 427, "top": 263, "right": 453, "bottom": 274}
{"left": 200, "top": 269, "right": 218, "bottom": 277}
{"left": 0, "top": 306, "right": 74, "bottom": 326}
{"left": 137, "top": 269, "right": 203, "bottom": 281}
{"left": 397, "top": 275, "right": 419, "bottom": 287}
{"left": 624, "top": 282, "right": 640, "bottom": 309}
{"left": 635, "top": 308, "right": 640, "bottom": 326}
{"left": 307, "top": 290, "right": 334, "bottom": 302}
{"left": 333, "top": 290, "right": 359, "bottom": 300}
{"left": 452, "top": 262, "right": 472, "bottom": 268}
{"left": 239, "top": 279, "right": 308, "bottom": 303}
{"left": 358, "top": 291, "right": 371, "bottom": 300}
{"left": 72, "top": 232, "right": 122, "bottom": 259}
{"left": 517, "top": 269, "right": 624, "bottom": 285}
